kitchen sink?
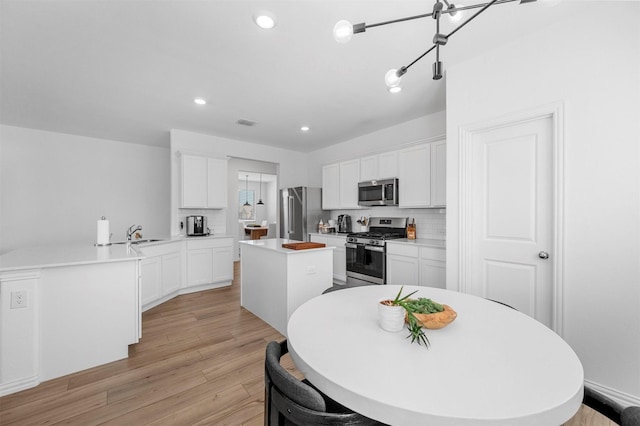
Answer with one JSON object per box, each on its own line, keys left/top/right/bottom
{"left": 112, "top": 239, "right": 165, "bottom": 245}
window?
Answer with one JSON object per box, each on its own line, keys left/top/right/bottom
{"left": 239, "top": 189, "right": 255, "bottom": 220}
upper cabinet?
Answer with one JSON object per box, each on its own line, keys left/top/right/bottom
{"left": 322, "top": 160, "right": 361, "bottom": 210}
{"left": 322, "top": 139, "right": 445, "bottom": 210}
{"left": 181, "top": 154, "right": 227, "bottom": 208}
{"left": 398, "top": 140, "right": 445, "bottom": 208}
{"left": 360, "top": 151, "right": 397, "bottom": 182}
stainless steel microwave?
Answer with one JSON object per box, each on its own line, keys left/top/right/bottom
{"left": 358, "top": 178, "right": 398, "bottom": 206}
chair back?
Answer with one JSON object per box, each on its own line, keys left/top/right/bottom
{"left": 264, "top": 340, "right": 384, "bottom": 426}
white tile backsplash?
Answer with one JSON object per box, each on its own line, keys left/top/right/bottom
{"left": 325, "top": 207, "right": 446, "bottom": 240}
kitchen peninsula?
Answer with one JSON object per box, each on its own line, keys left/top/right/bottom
{"left": 239, "top": 238, "right": 334, "bottom": 335}
{"left": 0, "top": 243, "right": 142, "bottom": 397}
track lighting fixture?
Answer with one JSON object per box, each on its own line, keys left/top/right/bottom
{"left": 334, "top": 0, "right": 537, "bottom": 88}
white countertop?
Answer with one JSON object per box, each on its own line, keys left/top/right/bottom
{"left": 240, "top": 238, "right": 335, "bottom": 254}
{"left": 0, "top": 234, "right": 232, "bottom": 273}
{"left": 387, "top": 238, "right": 446, "bottom": 248}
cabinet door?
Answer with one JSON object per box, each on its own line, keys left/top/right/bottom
{"left": 420, "top": 260, "right": 446, "bottom": 289}
{"left": 161, "top": 252, "right": 182, "bottom": 295}
{"left": 181, "top": 155, "right": 208, "bottom": 208}
{"left": 378, "top": 151, "right": 398, "bottom": 179}
{"left": 309, "top": 235, "right": 328, "bottom": 245}
{"left": 398, "top": 144, "right": 431, "bottom": 208}
{"left": 186, "top": 248, "right": 214, "bottom": 286}
{"left": 207, "top": 157, "right": 228, "bottom": 208}
{"left": 141, "top": 257, "right": 162, "bottom": 306}
{"left": 431, "top": 140, "right": 446, "bottom": 207}
{"left": 339, "top": 159, "right": 361, "bottom": 209}
{"left": 386, "top": 254, "right": 420, "bottom": 286}
{"left": 326, "top": 236, "right": 346, "bottom": 283}
{"left": 212, "top": 245, "right": 233, "bottom": 282}
{"left": 322, "top": 164, "right": 340, "bottom": 210}
{"left": 360, "top": 155, "right": 378, "bottom": 181}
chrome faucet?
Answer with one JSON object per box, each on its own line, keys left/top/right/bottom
{"left": 126, "top": 224, "right": 142, "bottom": 241}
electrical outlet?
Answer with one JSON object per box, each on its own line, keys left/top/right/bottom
{"left": 10, "top": 290, "right": 28, "bottom": 309}
{"left": 306, "top": 266, "right": 317, "bottom": 275}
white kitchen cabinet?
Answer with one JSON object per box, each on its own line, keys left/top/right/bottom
{"left": 139, "top": 241, "right": 184, "bottom": 311}
{"left": 322, "top": 160, "right": 361, "bottom": 210}
{"left": 378, "top": 151, "right": 398, "bottom": 179}
{"left": 180, "top": 154, "right": 227, "bottom": 208}
{"left": 398, "top": 140, "right": 446, "bottom": 208}
{"left": 186, "top": 237, "right": 234, "bottom": 289}
{"left": 206, "top": 157, "right": 227, "bottom": 208}
{"left": 161, "top": 252, "right": 182, "bottom": 295}
{"left": 322, "top": 164, "right": 340, "bottom": 210}
{"left": 339, "top": 159, "right": 361, "bottom": 209}
{"left": 360, "top": 155, "right": 378, "bottom": 181}
{"left": 360, "top": 151, "right": 397, "bottom": 181}
{"left": 386, "top": 243, "right": 420, "bottom": 286}
{"left": 140, "top": 256, "right": 162, "bottom": 307}
{"left": 420, "top": 247, "right": 446, "bottom": 289}
{"left": 386, "top": 242, "right": 446, "bottom": 288}
{"left": 309, "top": 234, "right": 347, "bottom": 283}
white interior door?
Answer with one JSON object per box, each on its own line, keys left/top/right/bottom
{"left": 469, "top": 116, "right": 553, "bottom": 327}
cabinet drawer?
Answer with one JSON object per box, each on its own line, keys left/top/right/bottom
{"left": 386, "top": 243, "right": 419, "bottom": 258}
{"left": 187, "top": 237, "right": 232, "bottom": 250}
{"left": 420, "top": 247, "right": 446, "bottom": 262}
{"left": 325, "top": 235, "right": 346, "bottom": 247}
{"left": 140, "top": 241, "right": 182, "bottom": 257}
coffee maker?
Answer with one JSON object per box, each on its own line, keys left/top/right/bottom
{"left": 337, "top": 214, "right": 352, "bottom": 233}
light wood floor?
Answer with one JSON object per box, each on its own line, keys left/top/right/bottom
{"left": 0, "top": 262, "right": 614, "bottom": 425}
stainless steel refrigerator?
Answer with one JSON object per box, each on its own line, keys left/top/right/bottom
{"left": 280, "top": 187, "right": 322, "bottom": 241}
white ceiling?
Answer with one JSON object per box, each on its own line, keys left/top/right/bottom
{"left": 1, "top": 0, "right": 579, "bottom": 153}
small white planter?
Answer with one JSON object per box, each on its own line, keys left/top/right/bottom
{"left": 377, "top": 299, "right": 406, "bottom": 332}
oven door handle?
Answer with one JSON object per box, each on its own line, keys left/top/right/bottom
{"left": 345, "top": 243, "right": 358, "bottom": 249}
{"left": 364, "top": 245, "right": 384, "bottom": 253}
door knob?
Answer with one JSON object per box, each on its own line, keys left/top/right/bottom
{"left": 538, "top": 251, "right": 549, "bottom": 259}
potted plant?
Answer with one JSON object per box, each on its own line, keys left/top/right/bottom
{"left": 378, "top": 286, "right": 457, "bottom": 348}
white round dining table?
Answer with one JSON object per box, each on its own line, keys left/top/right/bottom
{"left": 287, "top": 285, "right": 584, "bottom": 425}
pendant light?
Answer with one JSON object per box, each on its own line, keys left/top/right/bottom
{"left": 243, "top": 174, "right": 251, "bottom": 206}
{"left": 257, "top": 174, "right": 265, "bottom": 205}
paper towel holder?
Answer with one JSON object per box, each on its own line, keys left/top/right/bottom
{"left": 95, "top": 215, "right": 113, "bottom": 247}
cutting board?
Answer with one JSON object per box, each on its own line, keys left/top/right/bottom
{"left": 282, "top": 242, "right": 326, "bottom": 250}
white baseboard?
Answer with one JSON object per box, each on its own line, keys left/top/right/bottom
{"left": 585, "top": 379, "right": 640, "bottom": 407}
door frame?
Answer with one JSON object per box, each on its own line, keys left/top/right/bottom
{"left": 458, "top": 102, "right": 565, "bottom": 335}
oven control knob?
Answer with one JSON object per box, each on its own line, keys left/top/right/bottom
{"left": 369, "top": 240, "right": 375, "bottom": 245}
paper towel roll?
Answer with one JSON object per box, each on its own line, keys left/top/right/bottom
{"left": 97, "top": 218, "right": 110, "bottom": 245}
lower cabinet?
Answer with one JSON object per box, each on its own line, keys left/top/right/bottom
{"left": 140, "top": 241, "right": 183, "bottom": 310}
{"left": 186, "top": 237, "right": 233, "bottom": 288}
{"left": 309, "top": 234, "right": 347, "bottom": 283}
{"left": 386, "top": 242, "right": 446, "bottom": 288}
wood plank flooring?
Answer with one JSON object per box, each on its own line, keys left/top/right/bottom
{"left": 0, "top": 262, "right": 614, "bottom": 425}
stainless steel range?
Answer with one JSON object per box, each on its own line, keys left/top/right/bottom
{"left": 345, "top": 217, "right": 408, "bottom": 286}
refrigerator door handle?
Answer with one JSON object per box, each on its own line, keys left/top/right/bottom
{"left": 288, "top": 196, "right": 294, "bottom": 236}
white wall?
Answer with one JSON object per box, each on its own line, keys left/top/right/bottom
{"left": 446, "top": 3, "right": 640, "bottom": 403}
{"left": 0, "top": 125, "right": 170, "bottom": 253}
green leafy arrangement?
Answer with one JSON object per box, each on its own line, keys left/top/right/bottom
{"left": 404, "top": 298, "right": 444, "bottom": 314}
{"left": 390, "top": 286, "right": 431, "bottom": 348}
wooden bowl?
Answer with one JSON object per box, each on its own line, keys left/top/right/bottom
{"left": 406, "top": 304, "right": 457, "bottom": 329}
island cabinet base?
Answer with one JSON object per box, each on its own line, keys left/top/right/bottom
{"left": 240, "top": 241, "right": 333, "bottom": 336}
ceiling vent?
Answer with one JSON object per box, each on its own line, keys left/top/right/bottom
{"left": 236, "top": 118, "right": 257, "bottom": 127}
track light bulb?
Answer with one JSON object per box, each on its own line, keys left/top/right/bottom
{"left": 333, "top": 20, "right": 354, "bottom": 43}
{"left": 447, "top": 4, "right": 464, "bottom": 22}
{"left": 385, "top": 69, "right": 402, "bottom": 88}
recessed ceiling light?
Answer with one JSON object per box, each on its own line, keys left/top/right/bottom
{"left": 194, "top": 98, "right": 206, "bottom": 105}
{"left": 254, "top": 13, "right": 276, "bottom": 29}
{"left": 301, "top": 126, "right": 310, "bottom": 132}
{"left": 388, "top": 86, "right": 402, "bottom": 94}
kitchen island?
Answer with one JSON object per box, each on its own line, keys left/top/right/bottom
{"left": 239, "top": 238, "right": 334, "bottom": 336}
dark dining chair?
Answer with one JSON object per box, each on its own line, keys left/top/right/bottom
{"left": 264, "top": 340, "right": 384, "bottom": 426}
{"left": 583, "top": 385, "right": 640, "bottom": 426}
